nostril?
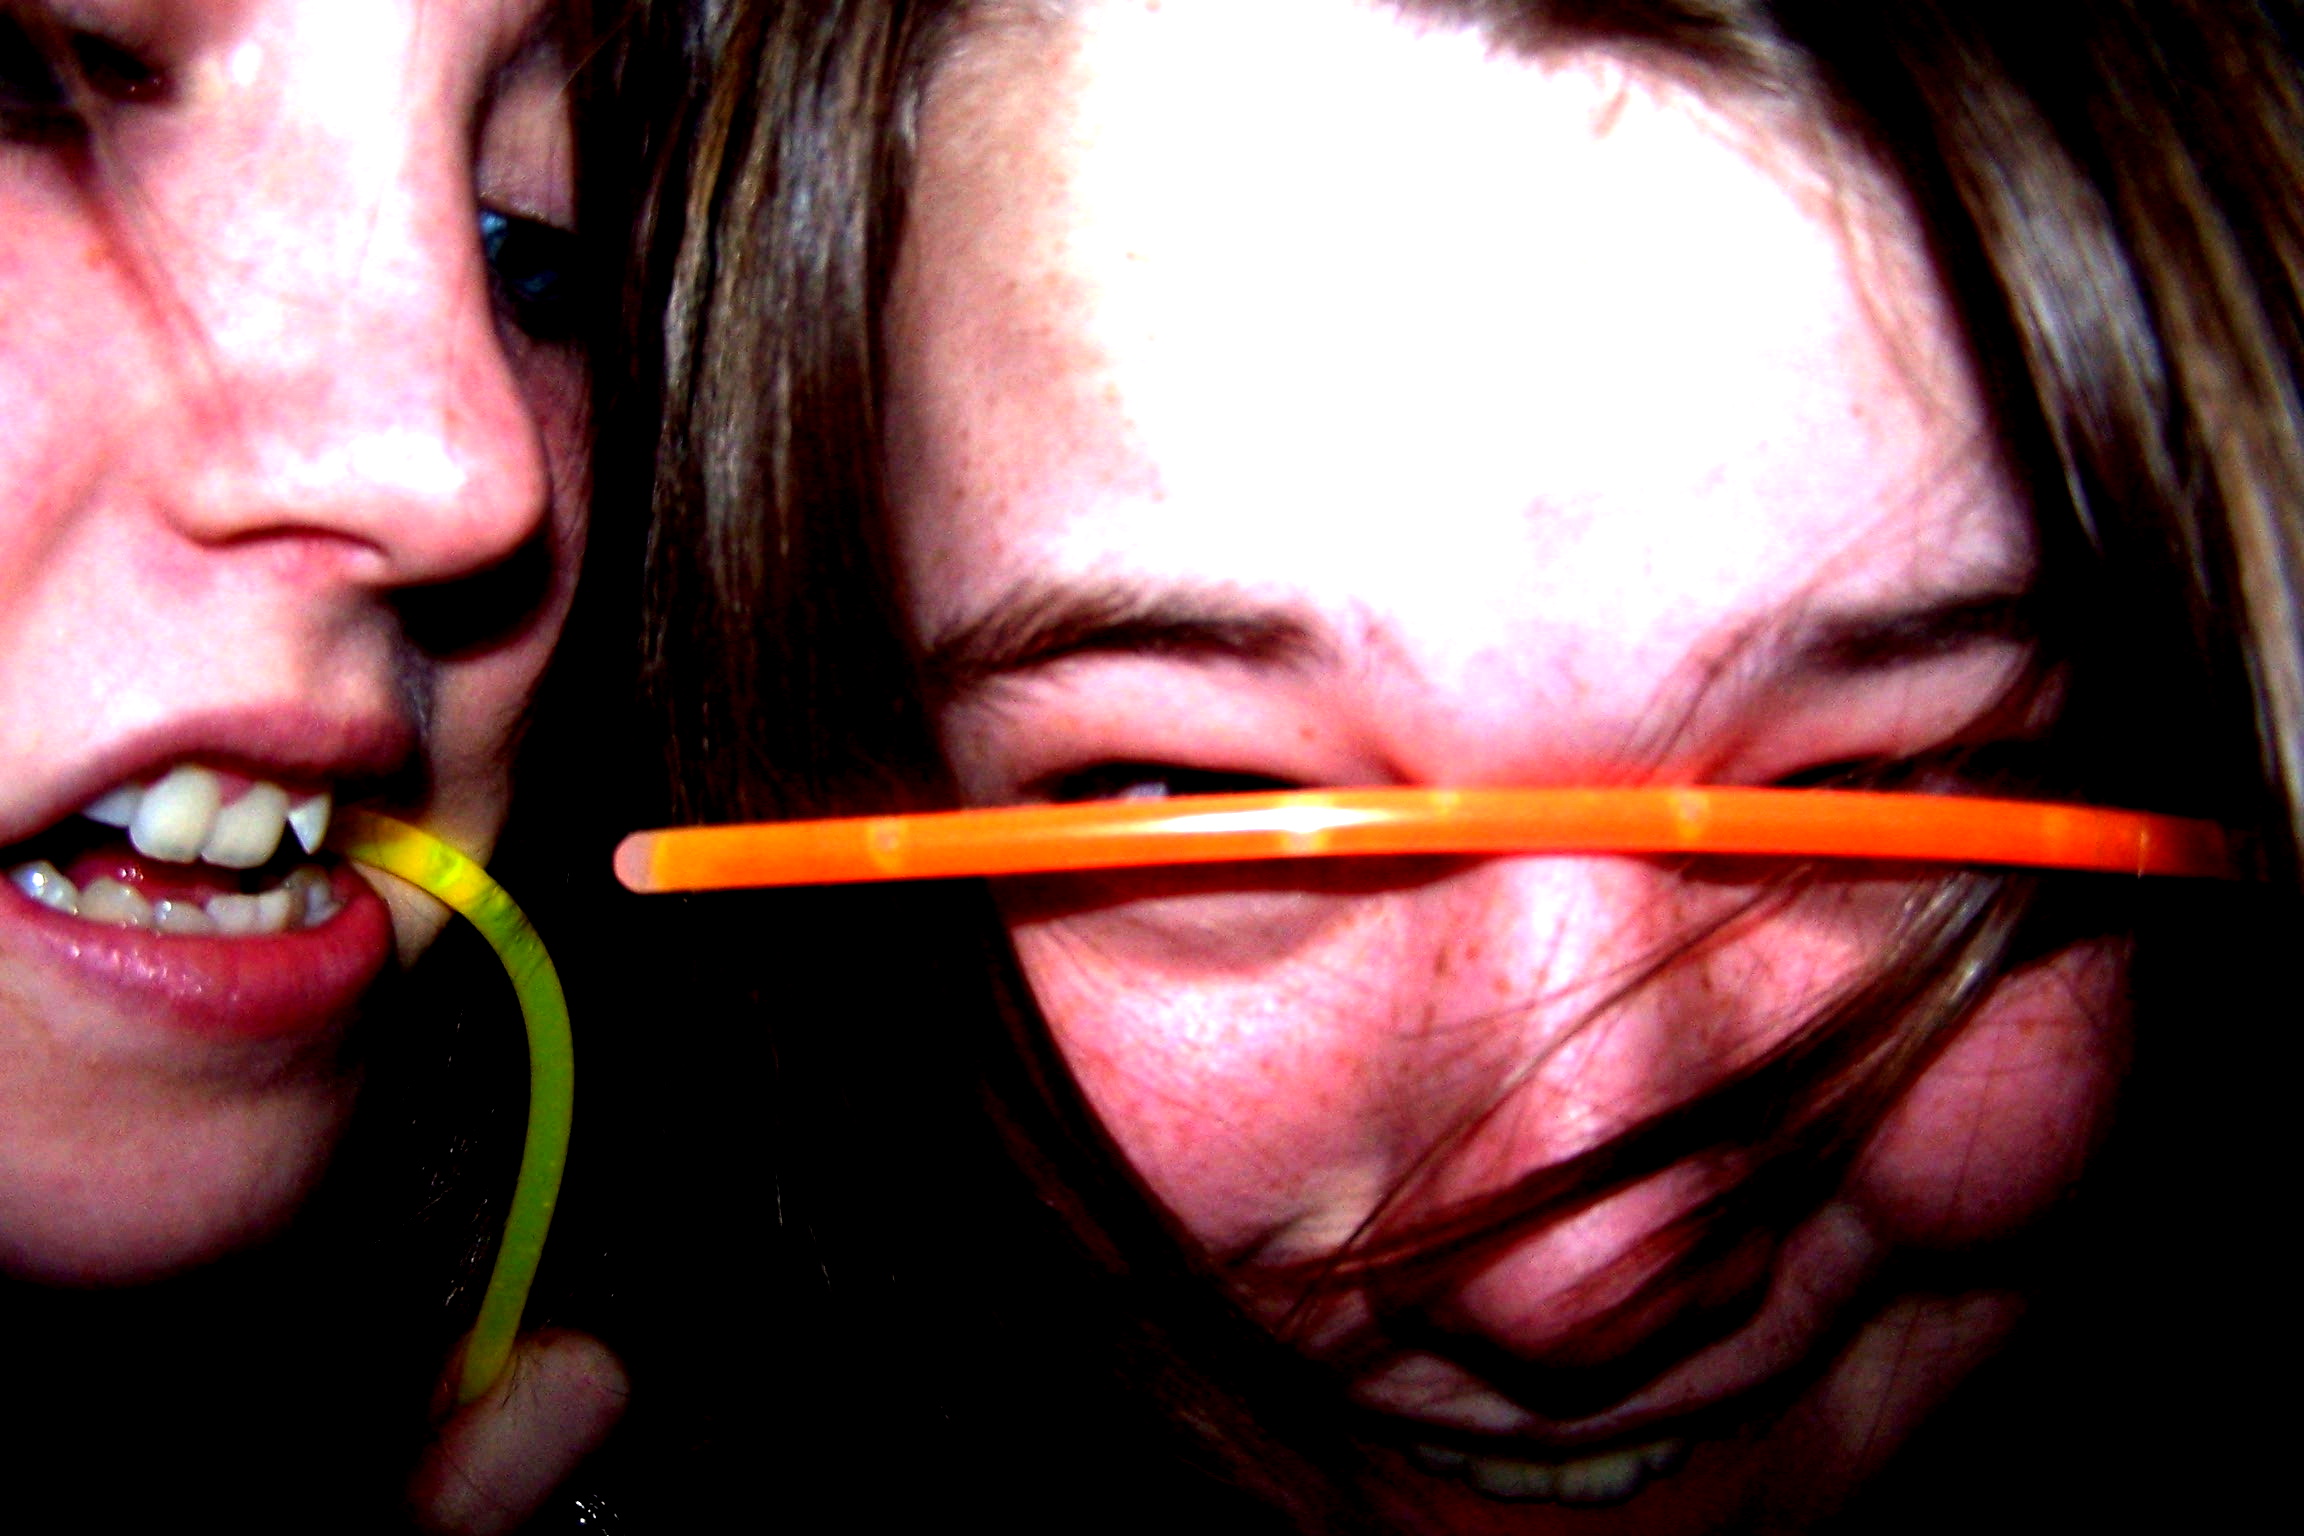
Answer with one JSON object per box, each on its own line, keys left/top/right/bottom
{"left": 390, "top": 533, "right": 558, "bottom": 658}
{"left": 1405, "top": 1223, "right": 1779, "bottom": 1420}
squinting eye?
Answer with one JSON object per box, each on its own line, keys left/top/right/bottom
{"left": 1044, "top": 762, "right": 1299, "bottom": 804}
{"left": 479, "top": 206, "right": 585, "bottom": 344}
{"left": 1, "top": 17, "right": 76, "bottom": 137}
{"left": 1, "top": 18, "right": 164, "bottom": 139}
{"left": 1771, "top": 739, "right": 2062, "bottom": 798}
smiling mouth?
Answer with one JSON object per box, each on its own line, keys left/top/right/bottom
{"left": 1407, "top": 1434, "right": 1690, "bottom": 1506}
{"left": 6, "top": 764, "right": 343, "bottom": 936}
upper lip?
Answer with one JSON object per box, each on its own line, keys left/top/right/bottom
{"left": 1, "top": 708, "right": 416, "bottom": 852}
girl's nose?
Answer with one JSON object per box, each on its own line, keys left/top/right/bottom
{"left": 1372, "top": 857, "right": 1804, "bottom": 1391}
{"left": 137, "top": 27, "right": 553, "bottom": 591}
{"left": 1398, "top": 856, "right": 1721, "bottom": 1147}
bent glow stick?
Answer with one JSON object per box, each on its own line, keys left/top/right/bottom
{"left": 332, "top": 810, "right": 574, "bottom": 1407}
{"left": 613, "top": 787, "right": 2239, "bottom": 893}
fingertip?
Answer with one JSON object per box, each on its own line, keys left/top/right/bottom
{"left": 409, "top": 1331, "right": 629, "bottom": 1536}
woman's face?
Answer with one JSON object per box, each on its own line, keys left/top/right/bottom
{"left": 0, "top": 0, "right": 584, "bottom": 1282}
{"left": 886, "top": 1, "right": 2122, "bottom": 1530}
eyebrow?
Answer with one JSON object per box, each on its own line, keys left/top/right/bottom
{"left": 920, "top": 578, "right": 2041, "bottom": 707}
{"left": 1784, "top": 590, "right": 2039, "bottom": 676}
{"left": 919, "top": 579, "right": 1331, "bottom": 700}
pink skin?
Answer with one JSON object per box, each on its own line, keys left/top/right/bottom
{"left": 885, "top": 2, "right": 2123, "bottom": 1530}
{"left": 0, "top": 1, "right": 584, "bottom": 1285}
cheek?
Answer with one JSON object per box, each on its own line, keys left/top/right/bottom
{"left": 1847, "top": 941, "right": 2127, "bottom": 1249}
{"left": 422, "top": 350, "right": 588, "bottom": 839}
{"left": 1009, "top": 899, "right": 1431, "bottom": 1259}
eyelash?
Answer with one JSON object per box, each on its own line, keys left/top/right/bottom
{"left": 479, "top": 206, "right": 586, "bottom": 345}
{"left": 1042, "top": 762, "right": 1301, "bottom": 804}
{"left": 1039, "top": 739, "right": 2062, "bottom": 808}
{"left": 1774, "top": 739, "right": 2061, "bottom": 795}
{"left": 0, "top": 16, "right": 161, "bottom": 141}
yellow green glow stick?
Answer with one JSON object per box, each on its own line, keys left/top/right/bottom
{"left": 331, "top": 810, "right": 574, "bottom": 1407}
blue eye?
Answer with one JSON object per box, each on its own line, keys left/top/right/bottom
{"left": 479, "top": 206, "right": 585, "bottom": 344}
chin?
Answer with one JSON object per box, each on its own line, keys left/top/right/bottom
{"left": 0, "top": 1114, "right": 358, "bottom": 1287}
{"left": 0, "top": 1040, "right": 360, "bottom": 1287}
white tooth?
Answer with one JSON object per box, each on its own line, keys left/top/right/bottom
{"left": 200, "top": 782, "right": 291, "bottom": 869}
{"left": 82, "top": 784, "right": 143, "bottom": 828}
{"left": 1467, "top": 1456, "right": 1558, "bottom": 1501}
{"left": 251, "top": 887, "right": 294, "bottom": 934}
{"left": 286, "top": 791, "right": 332, "bottom": 856}
{"left": 1555, "top": 1448, "right": 1645, "bottom": 1506}
{"left": 283, "top": 865, "right": 338, "bottom": 928}
{"left": 11, "top": 861, "right": 80, "bottom": 915}
{"left": 1410, "top": 1443, "right": 1470, "bottom": 1473}
{"left": 1640, "top": 1439, "right": 1687, "bottom": 1475}
{"left": 79, "top": 878, "right": 155, "bottom": 930}
{"left": 206, "top": 892, "right": 263, "bottom": 936}
{"left": 129, "top": 765, "right": 224, "bottom": 864}
{"left": 152, "top": 898, "right": 218, "bottom": 936}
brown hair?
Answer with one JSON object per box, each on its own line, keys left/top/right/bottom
{"left": 639, "top": 0, "right": 2303, "bottom": 1524}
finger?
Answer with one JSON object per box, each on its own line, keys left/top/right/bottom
{"left": 408, "top": 1329, "right": 629, "bottom": 1536}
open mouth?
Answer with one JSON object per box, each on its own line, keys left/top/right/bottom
{"left": 6, "top": 764, "right": 343, "bottom": 937}
{"left": 1403, "top": 1433, "right": 1691, "bottom": 1507}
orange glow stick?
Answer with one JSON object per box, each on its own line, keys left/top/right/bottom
{"left": 614, "top": 787, "right": 2239, "bottom": 893}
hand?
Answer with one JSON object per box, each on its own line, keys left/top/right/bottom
{"left": 408, "top": 1329, "right": 629, "bottom": 1535}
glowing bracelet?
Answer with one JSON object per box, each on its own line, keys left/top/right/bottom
{"left": 613, "top": 787, "right": 2239, "bottom": 892}
{"left": 332, "top": 810, "right": 575, "bottom": 1407}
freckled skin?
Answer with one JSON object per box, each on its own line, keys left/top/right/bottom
{"left": 885, "top": 2, "right": 2124, "bottom": 1530}
{"left": 0, "top": 1, "right": 585, "bottom": 1282}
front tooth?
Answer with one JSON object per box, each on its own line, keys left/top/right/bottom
{"left": 250, "top": 888, "right": 294, "bottom": 934}
{"left": 129, "top": 765, "right": 224, "bottom": 864}
{"left": 152, "top": 898, "right": 218, "bottom": 936}
{"left": 82, "top": 784, "right": 143, "bottom": 828}
{"left": 287, "top": 791, "right": 332, "bottom": 855}
{"left": 79, "top": 878, "right": 155, "bottom": 930}
{"left": 206, "top": 893, "right": 263, "bottom": 936}
{"left": 1467, "top": 1456, "right": 1558, "bottom": 1501}
{"left": 201, "top": 782, "right": 291, "bottom": 869}
{"left": 1555, "top": 1448, "right": 1647, "bottom": 1506}
{"left": 11, "top": 861, "right": 80, "bottom": 914}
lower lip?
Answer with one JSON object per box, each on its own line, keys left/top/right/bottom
{"left": 4, "top": 865, "right": 392, "bottom": 1040}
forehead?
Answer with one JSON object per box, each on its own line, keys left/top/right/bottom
{"left": 888, "top": 0, "right": 2021, "bottom": 668}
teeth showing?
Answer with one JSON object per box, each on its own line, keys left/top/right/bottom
{"left": 81, "top": 766, "right": 331, "bottom": 869}
{"left": 11, "top": 860, "right": 77, "bottom": 914}
{"left": 127, "top": 765, "right": 222, "bottom": 863}
{"left": 11, "top": 859, "right": 342, "bottom": 936}
{"left": 81, "top": 785, "right": 140, "bottom": 828}
{"left": 7, "top": 764, "right": 344, "bottom": 938}
{"left": 286, "top": 793, "right": 332, "bottom": 858}
{"left": 78, "top": 878, "right": 153, "bottom": 929}
{"left": 203, "top": 782, "right": 291, "bottom": 869}
{"left": 1412, "top": 1436, "right": 1688, "bottom": 1508}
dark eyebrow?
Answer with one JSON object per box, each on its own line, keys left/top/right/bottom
{"left": 920, "top": 579, "right": 1331, "bottom": 700}
{"left": 1787, "top": 590, "right": 2039, "bottom": 676}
